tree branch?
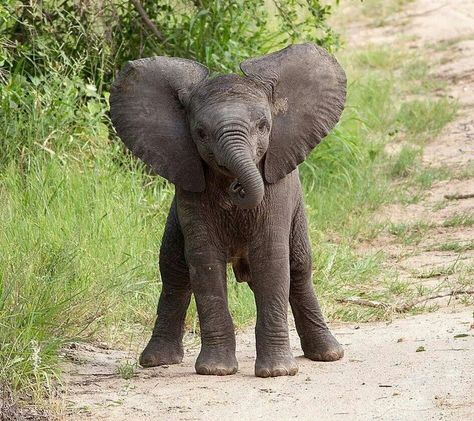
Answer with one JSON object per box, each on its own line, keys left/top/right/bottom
{"left": 130, "top": 0, "right": 165, "bottom": 43}
{"left": 444, "top": 193, "right": 474, "bottom": 200}
{"left": 337, "top": 289, "right": 474, "bottom": 313}
{"left": 395, "top": 289, "right": 474, "bottom": 312}
{"left": 335, "top": 297, "right": 389, "bottom": 309}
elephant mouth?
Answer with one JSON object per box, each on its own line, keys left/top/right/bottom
{"left": 216, "top": 166, "right": 248, "bottom": 201}
{"left": 217, "top": 164, "right": 234, "bottom": 178}
{"left": 230, "top": 180, "right": 246, "bottom": 198}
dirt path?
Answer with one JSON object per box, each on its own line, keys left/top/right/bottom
{"left": 347, "top": 0, "right": 474, "bottom": 310}
{"left": 63, "top": 1, "right": 474, "bottom": 419}
{"left": 64, "top": 309, "right": 473, "bottom": 420}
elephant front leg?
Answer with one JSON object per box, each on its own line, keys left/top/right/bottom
{"left": 139, "top": 258, "right": 191, "bottom": 367}
{"left": 188, "top": 255, "right": 238, "bottom": 376}
{"left": 140, "top": 201, "right": 191, "bottom": 367}
{"left": 249, "top": 244, "right": 298, "bottom": 378}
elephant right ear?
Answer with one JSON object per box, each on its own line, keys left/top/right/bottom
{"left": 110, "top": 57, "right": 209, "bottom": 192}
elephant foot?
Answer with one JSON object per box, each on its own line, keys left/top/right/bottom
{"left": 139, "top": 336, "right": 183, "bottom": 368}
{"left": 195, "top": 345, "right": 238, "bottom": 376}
{"left": 301, "top": 329, "right": 344, "bottom": 362}
{"left": 255, "top": 353, "right": 298, "bottom": 378}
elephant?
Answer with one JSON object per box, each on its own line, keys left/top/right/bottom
{"left": 109, "top": 43, "right": 346, "bottom": 378}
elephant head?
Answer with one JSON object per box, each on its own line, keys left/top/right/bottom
{"left": 110, "top": 44, "right": 346, "bottom": 209}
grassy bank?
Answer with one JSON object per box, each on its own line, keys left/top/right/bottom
{"left": 0, "top": 1, "right": 458, "bottom": 406}
{"left": 302, "top": 45, "right": 457, "bottom": 322}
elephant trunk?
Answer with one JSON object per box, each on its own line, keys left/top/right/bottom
{"left": 215, "top": 123, "right": 264, "bottom": 209}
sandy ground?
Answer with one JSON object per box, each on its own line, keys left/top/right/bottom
{"left": 352, "top": 0, "right": 474, "bottom": 289}
{"left": 62, "top": 1, "right": 474, "bottom": 419}
{"left": 63, "top": 309, "right": 473, "bottom": 421}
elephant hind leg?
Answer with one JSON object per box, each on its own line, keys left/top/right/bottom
{"left": 140, "top": 198, "right": 191, "bottom": 368}
{"left": 289, "top": 202, "right": 344, "bottom": 362}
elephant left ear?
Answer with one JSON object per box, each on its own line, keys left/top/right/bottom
{"left": 240, "top": 43, "right": 346, "bottom": 183}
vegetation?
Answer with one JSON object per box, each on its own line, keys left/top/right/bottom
{"left": 0, "top": 0, "right": 458, "bottom": 409}
{"left": 116, "top": 360, "right": 137, "bottom": 380}
{"left": 348, "top": 0, "right": 415, "bottom": 27}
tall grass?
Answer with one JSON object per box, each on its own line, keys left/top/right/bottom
{"left": 0, "top": 144, "right": 172, "bottom": 393}
{"left": 0, "top": 56, "right": 170, "bottom": 395}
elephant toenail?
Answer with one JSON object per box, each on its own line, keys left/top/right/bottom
{"left": 259, "top": 368, "right": 271, "bottom": 378}
{"left": 289, "top": 367, "right": 298, "bottom": 376}
{"left": 196, "top": 365, "right": 211, "bottom": 375}
{"left": 272, "top": 368, "right": 288, "bottom": 377}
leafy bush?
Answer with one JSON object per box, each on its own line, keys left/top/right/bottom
{"left": 1, "top": 0, "right": 340, "bottom": 88}
{"left": 1, "top": 0, "right": 340, "bottom": 167}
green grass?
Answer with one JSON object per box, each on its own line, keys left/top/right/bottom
{"left": 457, "top": 161, "right": 474, "bottom": 179}
{"left": 429, "top": 241, "right": 474, "bottom": 253}
{"left": 390, "top": 145, "right": 421, "bottom": 178}
{"left": 345, "top": 0, "right": 415, "bottom": 28}
{"left": 414, "top": 265, "right": 458, "bottom": 279}
{"left": 442, "top": 212, "right": 474, "bottom": 228}
{"left": 116, "top": 361, "right": 137, "bottom": 380}
{"left": 353, "top": 46, "right": 404, "bottom": 70}
{"left": 388, "top": 153, "right": 453, "bottom": 203}
{"left": 388, "top": 221, "right": 434, "bottom": 245}
{"left": 413, "top": 166, "right": 452, "bottom": 189}
{"left": 413, "top": 259, "right": 474, "bottom": 280}
{"left": 0, "top": 156, "right": 173, "bottom": 393}
{"left": 386, "top": 279, "right": 411, "bottom": 295}
{"left": 428, "top": 34, "right": 474, "bottom": 52}
{"left": 0, "top": 26, "right": 459, "bottom": 411}
{"left": 396, "top": 98, "right": 457, "bottom": 137}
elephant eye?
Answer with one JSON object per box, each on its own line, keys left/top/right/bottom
{"left": 257, "top": 118, "right": 268, "bottom": 132}
{"left": 195, "top": 127, "right": 207, "bottom": 141}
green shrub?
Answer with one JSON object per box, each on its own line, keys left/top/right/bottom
{"left": 1, "top": 0, "right": 340, "bottom": 88}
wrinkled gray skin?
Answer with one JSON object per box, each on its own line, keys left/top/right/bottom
{"left": 110, "top": 44, "right": 346, "bottom": 377}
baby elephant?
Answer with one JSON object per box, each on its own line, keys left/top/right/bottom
{"left": 110, "top": 43, "right": 346, "bottom": 377}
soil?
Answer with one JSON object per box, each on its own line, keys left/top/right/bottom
{"left": 62, "top": 1, "right": 474, "bottom": 419}
{"left": 63, "top": 309, "right": 473, "bottom": 421}
{"left": 353, "top": 0, "right": 474, "bottom": 295}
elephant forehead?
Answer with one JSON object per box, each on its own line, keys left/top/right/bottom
{"left": 191, "top": 74, "right": 268, "bottom": 106}
{"left": 192, "top": 101, "right": 269, "bottom": 130}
